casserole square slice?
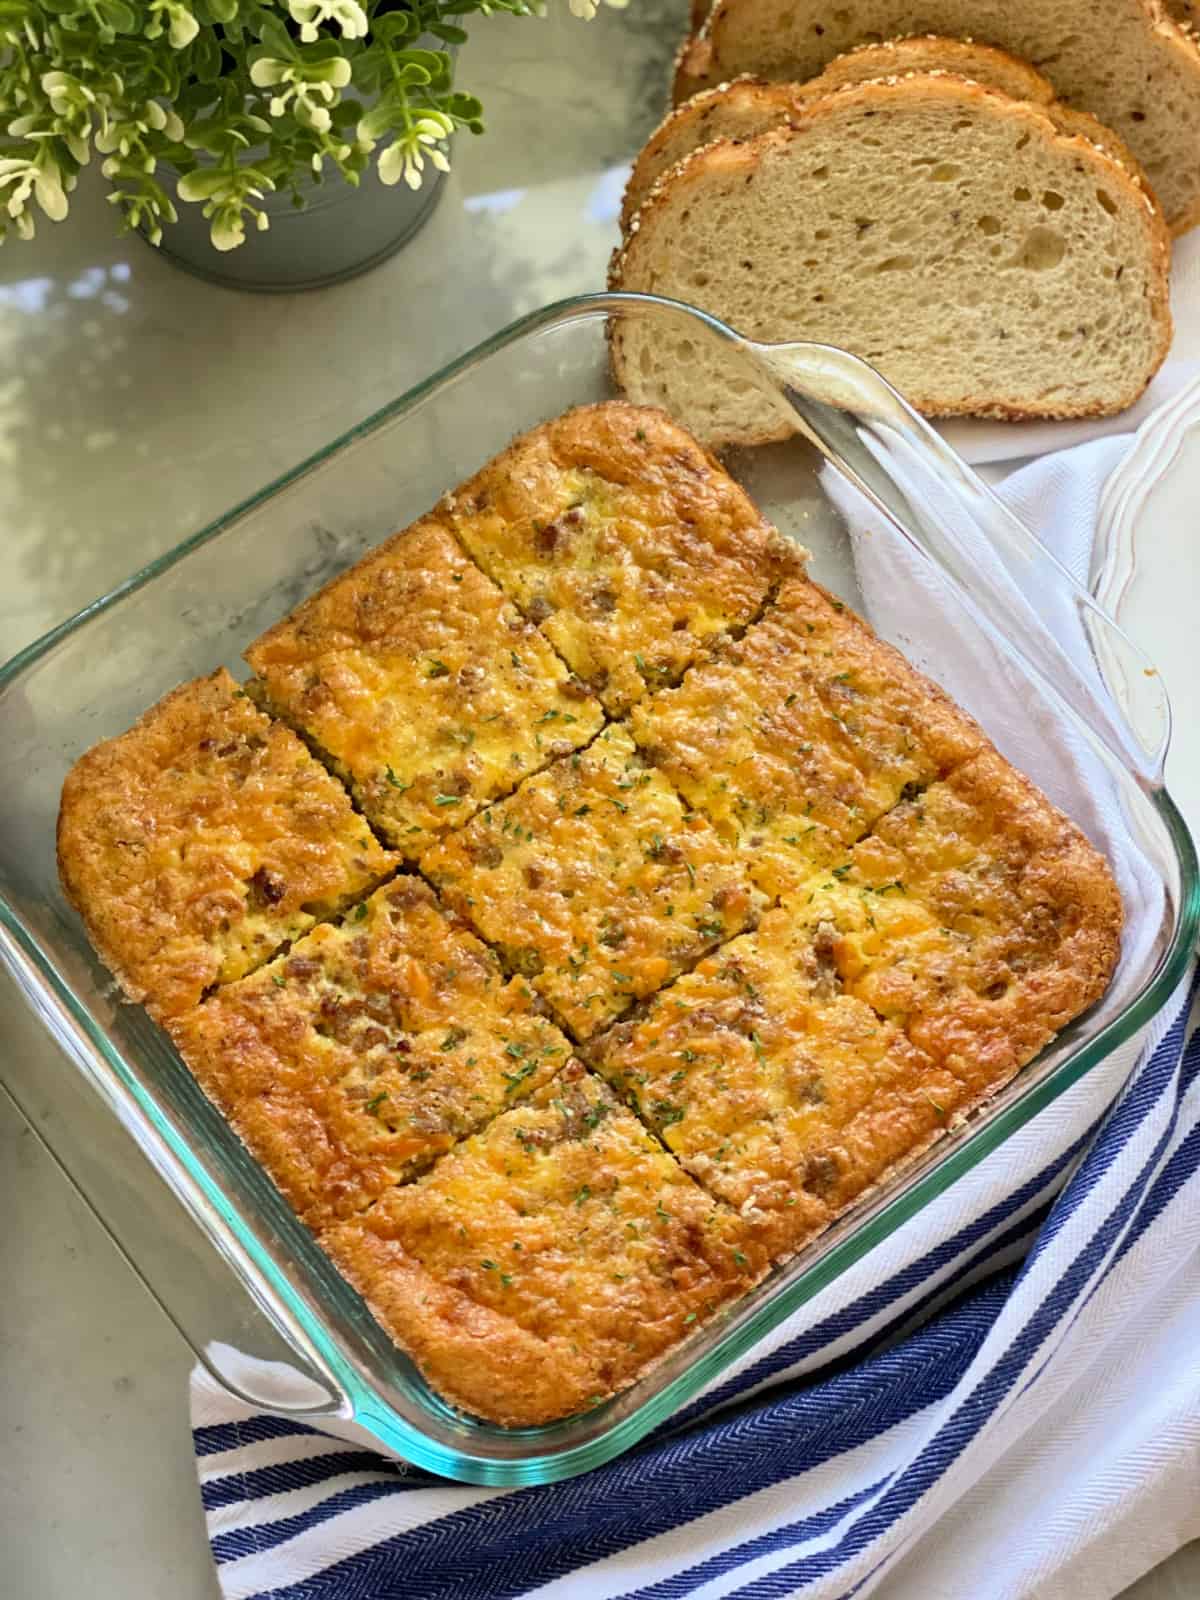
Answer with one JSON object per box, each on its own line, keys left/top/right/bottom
{"left": 321, "top": 1062, "right": 759, "bottom": 1426}
{"left": 439, "top": 402, "right": 794, "bottom": 715}
{"left": 781, "top": 748, "right": 1123, "bottom": 1093}
{"left": 589, "top": 906, "right": 965, "bottom": 1260}
{"left": 57, "top": 667, "right": 396, "bottom": 1020}
{"left": 245, "top": 519, "right": 603, "bottom": 857}
{"left": 421, "top": 724, "right": 765, "bottom": 1039}
{"left": 630, "top": 575, "right": 983, "bottom": 899}
{"left": 169, "top": 877, "right": 571, "bottom": 1229}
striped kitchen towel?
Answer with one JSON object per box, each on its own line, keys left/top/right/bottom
{"left": 191, "top": 434, "right": 1200, "bottom": 1600}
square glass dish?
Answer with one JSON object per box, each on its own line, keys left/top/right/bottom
{"left": 1, "top": 292, "right": 1195, "bottom": 1485}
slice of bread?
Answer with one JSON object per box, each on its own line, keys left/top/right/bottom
{"left": 816, "top": 36, "right": 1054, "bottom": 102}
{"left": 610, "top": 75, "right": 1172, "bottom": 444}
{"left": 672, "top": 0, "right": 1200, "bottom": 232}
{"left": 628, "top": 39, "right": 1054, "bottom": 231}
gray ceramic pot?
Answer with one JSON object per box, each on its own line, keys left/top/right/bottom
{"left": 150, "top": 154, "right": 447, "bottom": 293}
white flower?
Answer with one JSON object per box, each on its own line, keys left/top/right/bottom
{"left": 286, "top": 0, "right": 367, "bottom": 43}
{"left": 169, "top": 6, "right": 199, "bottom": 46}
{"left": 210, "top": 208, "right": 244, "bottom": 251}
{"left": 252, "top": 56, "right": 349, "bottom": 131}
{"left": 176, "top": 167, "right": 228, "bottom": 202}
{"left": 0, "top": 150, "right": 69, "bottom": 235}
{"left": 35, "top": 161, "right": 68, "bottom": 221}
{"left": 377, "top": 116, "right": 453, "bottom": 190}
{"left": 568, "top": 0, "right": 598, "bottom": 17}
{"left": 146, "top": 0, "right": 199, "bottom": 48}
{"left": 249, "top": 58, "right": 289, "bottom": 88}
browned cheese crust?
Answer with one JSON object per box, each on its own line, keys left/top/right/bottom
{"left": 421, "top": 724, "right": 765, "bottom": 1039}
{"left": 57, "top": 668, "right": 397, "bottom": 1020}
{"left": 57, "top": 403, "right": 1125, "bottom": 1430}
{"left": 320, "top": 1062, "right": 759, "bottom": 1426}
{"left": 245, "top": 520, "right": 604, "bottom": 857}
{"left": 631, "top": 575, "right": 983, "bottom": 897}
{"left": 590, "top": 906, "right": 968, "bottom": 1262}
{"left": 781, "top": 747, "right": 1123, "bottom": 1092}
{"left": 437, "top": 402, "right": 796, "bottom": 714}
{"left": 169, "top": 878, "right": 572, "bottom": 1229}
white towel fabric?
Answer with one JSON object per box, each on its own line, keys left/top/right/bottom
{"left": 189, "top": 259, "right": 1200, "bottom": 1600}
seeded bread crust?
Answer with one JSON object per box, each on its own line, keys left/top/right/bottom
{"left": 611, "top": 75, "right": 1173, "bottom": 438}
{"left": 671, "top": 0, "right": 1200, "bottom": 233}
{"left": 631, "top": 38, "right": 1059, "bottom": 233}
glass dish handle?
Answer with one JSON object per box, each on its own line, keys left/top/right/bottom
{"left": 748, "top": 339, "right": 1170, "bottom": 787}
{"left": 0, "top": 928, "right": 350, "bottom": 1420}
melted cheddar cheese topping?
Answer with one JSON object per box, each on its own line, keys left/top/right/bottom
{"left": 321, "top": 1062, "right": 759, "bottom": 1426}
{"left": 631, "top": 575, "right": 982, "bottom": 898}
{"left": 781, "top": 748, "right": 1123, "bottom": 1091}
{"left": 591, "top": 907, "right": 964, "bottom": 1259}
{"left": 245, "top": 520, "right": 603, "bottom": 856}
{"left": 169, "top": 877, "right": 570, "bottom": 1228}
{"left": 421, "top": 724, "right": 764, "bottom": 1038}
{"left": 440, "top": 403, "right": 791, "bottom": 714}
{"left": 56, "top": 668, "right": 396, "bottom": 1020}
{"left": 60, "top": 404, "right": 1123, "bottom": 1429}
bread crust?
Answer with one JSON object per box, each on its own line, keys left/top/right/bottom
{"left": 611, "top": 75, "right": 1173, "bottom": 431}
{"left": 57, "top": 668, "right": 397, "bottom": 1020}
{"left": 623, "top": 75, "right": 794, "bottom": 233}
{"left": 673, "top": 0, "right": 1200, "bottom": 231}
{"left": 639, "top": 37, "right": 1057, "bottom": 231}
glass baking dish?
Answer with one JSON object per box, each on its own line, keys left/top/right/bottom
{"left": 0, "top": 292, "right": 1195, "bottom": 1485}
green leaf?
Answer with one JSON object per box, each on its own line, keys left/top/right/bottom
{"left": 369, "top": 11, "right": 417, "bottom": 43}
{"left": 429, "top": 21, "right": 467, "bottom": 43}
{"left": 191, "top": 30, "right": 225, "bottom": 85}
{"left": 332, "top": 97, "right": 363, "bottom": 128}
{"left": 444, "top": 90, "right": 483, "bottom": 125}
{"left": 97, "top": 0, "right": 137, "bottom": 31}
{"left": 255, "top": 12, "right": 299, "bottom": 59}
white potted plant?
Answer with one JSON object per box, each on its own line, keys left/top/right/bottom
{"left": 0, "top": 0, "right": 622, "bottom": 289}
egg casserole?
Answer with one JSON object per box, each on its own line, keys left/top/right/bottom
{"left": 58, "top": 403, "right": 1121, "bottom": 1426}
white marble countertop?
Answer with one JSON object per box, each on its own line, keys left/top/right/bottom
{"left": 1, "top": 4, "right": 1196, "bottom": 1593}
